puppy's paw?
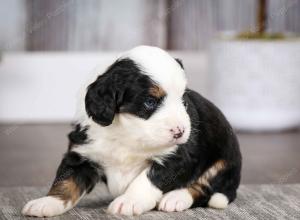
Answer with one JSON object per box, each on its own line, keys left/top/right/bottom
{"left": 158, "top": 189, "right": 193, "bottom": 212}
{"left": 22, "top": 196, "right": 70, "bottom": 217}
{"left": 107, "top": 194, "right": 156, "bottom": 216}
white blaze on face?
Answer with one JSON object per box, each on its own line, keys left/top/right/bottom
{"left": 119, "top": 46, "right": 191, "bottom": 148}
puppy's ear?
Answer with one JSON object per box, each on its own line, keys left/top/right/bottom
{"left": 175, "top": 58, "right": 184, "bottom": 69}
{"left": 85, "top": 73, "right": 123, "bottom": 126}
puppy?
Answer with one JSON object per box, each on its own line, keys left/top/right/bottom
{"left": 22, "top": 46, "right": 241, "bottom": 217}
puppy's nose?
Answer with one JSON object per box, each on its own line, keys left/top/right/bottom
{"left": 170, "top": 126, "right": 185, "bottom": 139}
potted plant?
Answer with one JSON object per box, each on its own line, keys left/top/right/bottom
{"left": 209, "top": 0, "right": 300, "bottom": 131}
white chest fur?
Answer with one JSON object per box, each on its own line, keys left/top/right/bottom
{"left": 72, "top": 140, "right": 150, "bottom": 197}
{"left": 105, "top": 164, "right": 147, "bottom": 197}
{"left": 73, "top": 140, "right": 177, "bottom": 198}
{"left": 72, "top": 119, "right": 177, "bottom": 198}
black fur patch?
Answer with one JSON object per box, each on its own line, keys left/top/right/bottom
{"left": 175, "top": 58, "right": 184, "bottom": 69}
{"left": 68, "top": 124, "right": 90, "bottom": 150}
{"left": 50, "top": 151, "right": 106, "bottom": 195}
{"left": 148, "top": 89, "right": 242, "bottom": 207}
{"left": 85, "top": 58, "right": 165, "bottom": 126}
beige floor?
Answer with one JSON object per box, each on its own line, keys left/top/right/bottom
{"left": 0, "top": 124, "right": 299, "bottom": 186}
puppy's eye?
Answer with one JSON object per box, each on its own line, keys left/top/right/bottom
{"left": 144, "top": 97, "right": 157, "bottom": 110}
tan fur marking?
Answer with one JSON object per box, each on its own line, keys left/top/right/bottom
{"left": 187, "top": 160, "right": 226, "bottom": 199}
{"left": 188, "top": 186, "right": 202, "bottom": 199}
{"left": 48, "top": 177, "right": 81, "bottom": 206}
{"left": 149, "top": 85, "right": 166, "bottom": 98}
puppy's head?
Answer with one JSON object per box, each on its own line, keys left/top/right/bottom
{"left": 85, "top": 46, "right": 191, "bottom": 148}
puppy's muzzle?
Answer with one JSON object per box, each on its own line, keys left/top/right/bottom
{"left": 170, "top": 126, "right": 185, "bottom": 139}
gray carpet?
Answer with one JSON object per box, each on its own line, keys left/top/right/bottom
{"left": 0, "top": 184, "right": 300, "bottom": 220}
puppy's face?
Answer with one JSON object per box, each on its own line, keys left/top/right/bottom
{"left": 85, "top": 46, "right": 191, "bottom": 148}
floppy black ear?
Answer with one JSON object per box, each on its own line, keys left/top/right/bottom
{"left": 85, "top": 58, "right": 140, "bottom": 126}
{"left": 175, "top": 58, "right": 184, "bottom": 69}
{"left": 85, "top": 73, "right": 120, "bottom": 126}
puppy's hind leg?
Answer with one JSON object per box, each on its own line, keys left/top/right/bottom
{"left": 22, "top": 151, "right": 102, "bottom": 217}
{"left": 188, "top": 160, "right": 240, "bottom": 210}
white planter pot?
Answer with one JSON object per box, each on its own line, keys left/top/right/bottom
{"left": 209, "top": 37, "right": 300, "bottom": 131}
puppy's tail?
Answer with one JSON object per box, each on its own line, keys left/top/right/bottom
{"left": 208, "top": 193, "right": 229, "bottom": 209}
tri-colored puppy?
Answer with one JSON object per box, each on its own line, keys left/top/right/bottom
{"left": 22, "top": 46, "right": 242, "bottom": 217}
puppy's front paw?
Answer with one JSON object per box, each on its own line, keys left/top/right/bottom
{"left": 107, "top": 194, "right": 156, "bottom": 216}
{"left": 158, "top": 189, "right": 193, "bottom": 212}
{"left": 22, "top": 196, "right": 69, "bottom": 217}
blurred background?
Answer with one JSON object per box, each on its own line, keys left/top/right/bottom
{"left": 0, "top": 0, "right": 300, "bottom": 187}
